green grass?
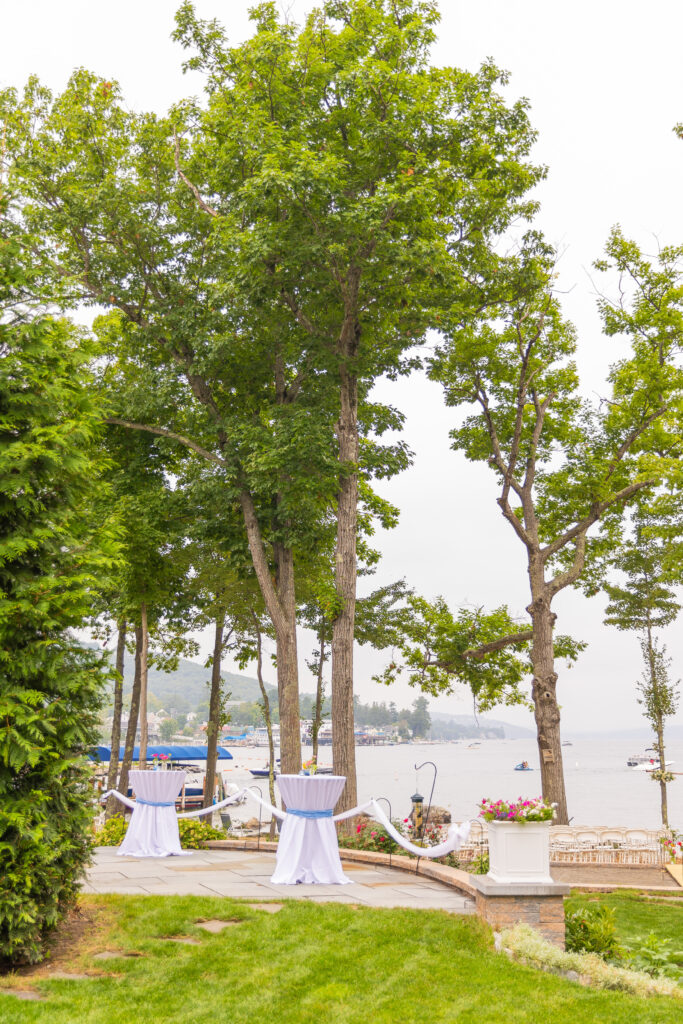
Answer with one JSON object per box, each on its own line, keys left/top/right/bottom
{"left": 1, "top": 895, "right": 682, "bottom": 1023}
{"left": 565, "top": 890, "right": 683, "bottom": 948}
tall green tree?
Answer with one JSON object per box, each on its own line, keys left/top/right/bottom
{"left": 171, "top": 0, "right": 543, "bottom": 811}
{"left": 420, "top": 231, "right": 683, "bottom": 822}
{"left": 0, "top": 243, "right": 117, "bottom": 964}
{"left": 1, "top": 0, "right": 542, "bottom": 809}
{"left": 604, "top": 503, "right": 681, "bottom": 826}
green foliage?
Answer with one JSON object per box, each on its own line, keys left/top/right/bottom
{"left": 374, "top": 595, "right": 539, "bottom": 709}
{"left": 94, "top": 816, "right": 128, "bottom": 847}
{"left": 636, "top": 641, "right": 680, "bottom": 746}
{"left": 0, "top": 253, "right": 117, "bottom": 965}
{"left": 93, "top": 816, "right": 225, "bottom": 849}
{"left": 565, "top": 905, "right": 621, "bottom": 959}
{"left": 621, "top": 934, "right": 683, "bottom": 982}
{"left": 177, "top": 818, "right": 226, "bottom": 848}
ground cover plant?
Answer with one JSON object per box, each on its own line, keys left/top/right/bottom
{"left": 565, "top": 891, "right": 683, "bottom": 950}
{"left": 1, "top": 895, "right": 683, "bottom": 1023}
{"left": 565, "top": 891, "right": 683, "bottom": 981}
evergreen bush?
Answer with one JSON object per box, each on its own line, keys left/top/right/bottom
{"left": 0, "top": 250, "right": 116, "bottom": 964}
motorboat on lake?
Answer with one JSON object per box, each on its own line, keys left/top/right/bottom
{"left": 626, "top": 749, "right": 657, "bottom": 767}
{"left": 631, "top": 759, "right": 674, "bottom": 772}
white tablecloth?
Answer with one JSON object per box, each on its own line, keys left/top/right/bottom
{"left": 118, "top": 770, "right": 189, "bottom": 858}
{"left": 271, "top": 774, "right": 349, "bottom": 884}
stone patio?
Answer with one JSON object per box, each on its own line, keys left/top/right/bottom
{"left": 84, "top": 847, "right": 475, "bottom": 913}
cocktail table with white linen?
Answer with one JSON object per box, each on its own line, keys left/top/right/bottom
{"left": 118, "top": 769, "right": 189, "bottom": 858}
{"left": 271, "top": 774, "right": 349, "bottom": 884}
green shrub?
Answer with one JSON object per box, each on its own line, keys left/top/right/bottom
{"left": 94, "top": 816, "right": 129, "bottom": 847}
{"left": 621, "top": 933, "right": 683, "bottom": 981}
{"left": 0, "top": 280, "right": 115, "bottom": 966}
{"left": 565, "top": 903, "right": 621, "bottom": 959}
{"left": 338, "top": 818, "right": 401, "bottom": 854}
{"left": 177, "top": 818, "right": 226, "bottom": 849}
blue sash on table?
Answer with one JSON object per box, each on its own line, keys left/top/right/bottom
{"left": 287, "top": 808, "right": 334, "bottom": 819}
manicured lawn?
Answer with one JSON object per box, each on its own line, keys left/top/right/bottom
{"left": 565, "top": 890, "right": 683, "bottom": 947}
{"left": 1, "top": 895, "right": 681, "bottom": 1024}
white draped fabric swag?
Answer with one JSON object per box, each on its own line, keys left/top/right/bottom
{"left": 102, "top": 782, "right": 471, "bottom": 863}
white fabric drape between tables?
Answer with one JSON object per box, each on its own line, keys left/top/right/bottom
{"left": 271, "top": 775, "right": 348, "bottom": 884}
{"left": 100, "top": 778, "right": 471, "bottom": 865}
{"left": 118, "top": 771, "right": 190, "bottom": 858}
{"left": 368, "top": 800, "right": 471, "bottom": 857}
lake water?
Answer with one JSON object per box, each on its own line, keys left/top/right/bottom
{"left": 218, "top": 737, "right": 683, "bottom": 828}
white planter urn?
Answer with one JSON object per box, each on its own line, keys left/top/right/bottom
{"left": 486, "top": 820, "right": 553, "bottom": 885}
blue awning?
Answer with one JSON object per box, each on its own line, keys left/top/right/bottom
{"left": 89, "top": 744, "right": 233, "bottom": 762}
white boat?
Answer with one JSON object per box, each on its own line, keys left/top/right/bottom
{"left": 631, "top": 760, "right": 674, "bottom": 772}
{"left": 626, "top": 750, "right": 656, "bottom": 766}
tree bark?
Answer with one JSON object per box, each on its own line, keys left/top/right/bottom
{"left": 273, "top": 540, "right": 301, "bottom": 777}
{"left": 105, "top": 620, "right": 126, "bottom": 819}
{"left": 238, "top": 489, "right": 301, "bottom": 777}
{"left": 527, "top": 590, "right": 569, "bottom": 824}
{"left": 117, "top": 624, "right": 143, "bottom": 813}
{"left": 253, "top": 621, "right": 278, "bottom": 838}
{"left": 312, "top": 616, "right": 326, "bottom": 763}
{"left": 655, "top": 718, "right": 669, "bottom": 828}
{"left": 203, "top": 609, "right": 225, "bottom": 809}
{"left": 331, "top": 346, "right": 360, "bottom": 821}
{"left": 646, "top": 624, "right": 669, "bottom": 828}
{"left": 138, "top": 602, "right": 149, "bottom": 768}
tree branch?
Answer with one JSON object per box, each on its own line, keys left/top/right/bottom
{"left": 462, "top": 629, "right": 534, "bottom": 661}
{"left": 104, "top": 417, "right": 228, "bottom": 467}
{"left": 542, "top": 479, "right": 654, "bottom": 562}
{"left": 174, "top": 130, "right": 219, "bottom": 218}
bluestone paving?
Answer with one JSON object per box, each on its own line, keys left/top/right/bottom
{"left": 86, "top": 847, "right": 474, "bottom": 912}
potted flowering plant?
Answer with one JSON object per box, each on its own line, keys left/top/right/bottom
{"left": 151, "top": 753, "right": 170, "bottom": 771}
{"left": 478, "top": 796, "right": 556, "bottom": 885}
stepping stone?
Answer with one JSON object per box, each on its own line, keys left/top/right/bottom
{"left": 195, "top": 919, "right": 243, "bottom": 933}
{"left": 246, "top": 903, "right": 284, "bottom": 913}
{"left": 0, "top": 990, "right": 45, "bottom": 1001}
{"left": 157, "top": 936, "right": 201, "bottom": 945}
{"left": 93, "top": 950, "right": 144, "bottom": 960}
{"left": 48, "top": 972, "right": 91, "bottom": 980}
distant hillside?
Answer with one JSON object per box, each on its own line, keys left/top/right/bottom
{"left": 115, "top": 653, "right": 276, "bottom": 714}
{"left": 430, "top": 711, "right": 536, "bottom": 740}
{"left": 97, "top": 646, "right": 536, "bottom": 736}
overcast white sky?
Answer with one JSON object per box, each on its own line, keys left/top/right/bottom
{"left": 4, "top": 1, "right": 683, "bottom": 733}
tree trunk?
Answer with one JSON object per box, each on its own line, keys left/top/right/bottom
{"left": 117, "top": 624, "right": 143, "bottom": 813}
{"left": 203, "top": 610, "right": 225, "bottom": 810}
{"left": 105, "top": 620, "right": 126, "bottom": 819}
{"left": 655, "top": 718, "right": 669, "bottom": 828}
{"left": 646, "top": 626, "right": 669, "bottom": 828}
{"left": 528, "top": 592, "right": 569, "bottom": 824}
{"left": 238, "top": 489, "right": 301, "bottom": 777}
{"left": 331, "top": 352, "right": 359, "bottom": 821}
{"left": 253, "top": 621, "right": 278, "bottom": 839}
{"left": 312, "top": 617, "right": 326, "bottom": 764}
{"left": 273, "top": 540, "right": 301, "bottom": 777}
{"left": 138, "top": 602, "right": 149, "bottom": 768}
